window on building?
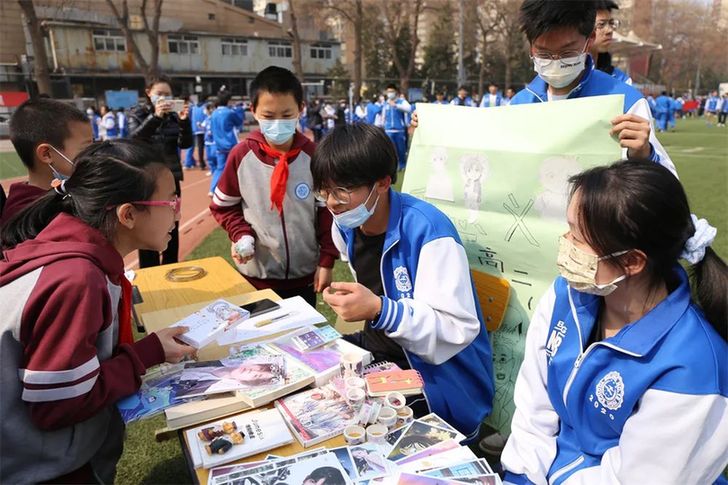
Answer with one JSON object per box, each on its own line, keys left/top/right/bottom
{"left": 221, "top": 38, "right": 248, "bottom": 56}
{"left": 93, "top": 29, "right": 126, "bottom": 52}
{"left": 168, "top": 35, "right": 199, "bottom": 55}
{"left": 310, "top": 43, "right": 332, "bottom": 60}
{"left": 208, "top": 13, "right": 216, "bottom": 20}
{"left": 268, "top": 41, "right": 292, "bottom": 58}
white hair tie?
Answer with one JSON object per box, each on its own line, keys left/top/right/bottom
{"left": 680, "top": 214, "right": 716, "bottom": 264}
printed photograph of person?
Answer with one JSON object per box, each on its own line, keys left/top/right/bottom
{"left": 175, "top": 356, "right": 285, "bottom": 399}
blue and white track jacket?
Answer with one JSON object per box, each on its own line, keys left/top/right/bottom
{"left": 382, "top": 99, "right": 412, "bottom": 132}
{"left": 480, "top": 93, "right": 504, "bottom": 108}
{"left": 502, "top": 269, "right": 728, "bottom": 485}
{"left": 510, "top": 55, "right": 675, "bottom": 176}
{"left": 332, "top": 190, "right": 494, "bottom": 439}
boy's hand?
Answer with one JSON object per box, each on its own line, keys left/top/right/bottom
{"left": 230, "top": 241, "right": 254, "bottom": 265}
{"left": 313, "top": 266, "right": 333, "bottom": 293}
{"left": 322, "top": 282, "right": 381, "bottom": 322}
{"left": 231, "top": 235, "right": 255, "bottom": 265}
{"left": 610, "top": 114, "right": 651, "bottom": 160}
{"left": 410, "top": 112, "right": 419, "bottom": 128}
{"left": 155, "top": 327, "right": 196, "bottom": 363}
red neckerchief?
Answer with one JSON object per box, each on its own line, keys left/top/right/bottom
{"left": 118, "top": 274, "right": 135, "bottom": 346}
{"left": 258, "top": 142, "right": 302, "bottom": 214}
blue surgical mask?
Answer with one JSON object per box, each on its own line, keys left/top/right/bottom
{"left": 258, "top": 118, "right": 298, "bottom": 145}
{"left": 330, "top": 186, "right": 379, "bottom": 230}
{"left": 48, "top": 145, "right": 75, "bottom": 181}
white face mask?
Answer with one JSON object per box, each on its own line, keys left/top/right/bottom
{"left": 556, "top": 236, "right": 628, "bottom": 296}
{"left": 329, "top": 186, "right": 379, "bottom": 230}
{"left": 386, "top": 92, "right": 397, "bottom": 100}
{"left": 532, "top": 42, "right": 588, "bottom": 89}
{"left": 48, "top": 145, "right": 75, "bottom": 181}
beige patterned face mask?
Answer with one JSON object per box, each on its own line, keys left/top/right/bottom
{"left": 556, "top": 235, "right": 628, "bottom": 296}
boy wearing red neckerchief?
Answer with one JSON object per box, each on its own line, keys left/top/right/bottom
{"left": 210, "top": 67, "right": 337, "bottom": 305}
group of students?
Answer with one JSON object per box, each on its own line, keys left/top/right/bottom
{"left": 86, "top": 105, "right": 130, "bottom": 141}
{"left": 0, "top": 0, "right": 727, "bottom": 484}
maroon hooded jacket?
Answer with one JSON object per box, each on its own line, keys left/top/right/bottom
{"left": 0, "top": 212, "right": 165, "bottom": 483}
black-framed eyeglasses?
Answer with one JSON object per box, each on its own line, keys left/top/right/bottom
{"left": 596, "top": 19, "right": 621, "bottom": 30}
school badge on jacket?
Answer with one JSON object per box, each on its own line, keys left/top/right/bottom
{"left": 593, "top": 370, "right": 625, "bottom": 419}
{"left": 393, "top": 266, "right": 412, "bottom": 298}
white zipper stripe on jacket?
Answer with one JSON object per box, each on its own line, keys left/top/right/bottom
{"left": 561, "top": 286, "right": 642, "bottom": 407}
{"left": 549, "top": 455, "right": 585, "bottom": 484}
{"left": 379, "top": 236, "right": 434, "bottom": 418}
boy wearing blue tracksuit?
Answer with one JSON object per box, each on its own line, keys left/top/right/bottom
{"left": 479, "top": 83, "right": 504, "bottom": 108}
{"left": 209, "top": 91, "right": 244, "bottom": 194}
{"left": 314, "top": 123, "right": 494, "bottom": 439}
{"left": 705, "top": 90, "right": 720, "bottom": 125}
{"left": 654, "top": 91, "right": 672, "bottom": 132}
{"left": 718, "top": 94, "right": 728, "bottom": 127}
{"left": 450, "top": 86, "right": 476, "bottom": 107}
{"left": 381, "top": 84, "right": 412, "bottom": 170}
{"left": 502, "top": 160, "right": 728, "bottom": 485}
{"left": 510, "top": 1, "right": 674, "bottom": 174}
{"left": 366, "top": 96, "right": 384, "bottom": 124}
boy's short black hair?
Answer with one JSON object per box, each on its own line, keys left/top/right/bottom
{"left": 386, "top": 83, "right": 398, "bottom": 91}
{"left": 250, "top": 66, "right": 303, "bottom": 109}
{"left": 9, "top": 98, "right": 88, "bottom": 169}
{"left": 595, "top": 0, "right": 619, "bottom": 11}
{"left": 457, "top": 85, "right": 469, "bottom": 92}
{"left": 216, "top": 89, "right": 232, "bottom": 107}
{"left": 519, "top": 0, "right": 597, "bottom": 43}
{"left": 311, "top": 123, "right": 397, "bottom": 190}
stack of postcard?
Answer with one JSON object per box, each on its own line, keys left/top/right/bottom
{"left": 206, "top": 412, "right": 502, "bottom": 484}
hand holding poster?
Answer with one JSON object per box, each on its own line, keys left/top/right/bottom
{"left": 402, "top": 95, "right": 623, "bottom": 434}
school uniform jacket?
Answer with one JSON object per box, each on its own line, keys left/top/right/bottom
{"left": 332, "top": 189, "right": 494, "bottom": 438}
{"left": 0, "top": 213, "right": 165, "bottom": 483}
{"left": 209, "top": 130, "right": 337, "bottom": 291}
{"left": 502, "top": 269, "right": 728, "bottom": 485}
{"left": 510, "top": 55, "right": 675, "bottom": 176}
{"left": 382, "top": 99, "right": 412, "bottom": 132}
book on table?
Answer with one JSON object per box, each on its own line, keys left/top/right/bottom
{"left": 185, "top": 408, "right": 294, "bottom": 469}
{"left": 274, "top": 381, "right": 356, "bottom": 448}
{"left": 365, "top": 369, "right": 424, "bottom": 397}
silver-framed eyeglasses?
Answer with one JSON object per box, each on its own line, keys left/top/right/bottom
{"left": 315, "top": 186, "right": 357, "bottom": 205}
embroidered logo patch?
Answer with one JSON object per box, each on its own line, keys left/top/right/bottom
{"left": 295, "top": 183, "right": 311, "bottom": 200}
{"left": 393, "top": 266, "right": 413, "bottom": 293}
{"left": 596, "top": 371, "right": 625, "bottom": 411}
{"left": 545, "top": 320, "right": 567, "bottom": 363}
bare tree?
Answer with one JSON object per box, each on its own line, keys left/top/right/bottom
{"left": 473, "top": 0, "right": 503, "bottom": 96}
{"left": 287, "top": 0, "right": 305, "bottom": 81}
{"left": 322, "top": 0, "right": 364, "bottom": 100}
{"left": 18, "top": 0, "right": 52, "bottom": 95}
{"left": 104, "top": 0, "right": 163, "bottom": 82}
{"left": 379, "top": 0, "right": 425, "bottom": 93}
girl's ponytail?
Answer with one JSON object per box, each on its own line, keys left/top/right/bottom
{"left": 691, "top": 247, "right": 728, "bottom": 340}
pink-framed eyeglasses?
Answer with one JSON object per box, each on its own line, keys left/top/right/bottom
{"left": 106, "top": 196, "right": 181, "bottom": 215}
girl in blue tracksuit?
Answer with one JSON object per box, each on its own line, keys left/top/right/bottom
{"left": 502, "top": 160, "right": 728, "bottom": 485}
{"left": 312, "top": 123, "right": 494, "bottom": 440}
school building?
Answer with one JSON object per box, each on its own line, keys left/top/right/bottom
{"left": 0, "top": 0, "right": 341, "bottom": 100}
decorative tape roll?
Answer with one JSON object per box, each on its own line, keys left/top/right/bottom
{"left": 165, "top": 266, "right": 208, "bottom": 282}
{"left": 344, "top": 425, "right": 366, "bottom": 445}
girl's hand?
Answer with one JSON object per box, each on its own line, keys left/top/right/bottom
{"left": 155, "top": 327, "right": 196, "bottom": 363}
{"left": 154, "top": 99, "right": 172, "bottom": 118}
{"left": 179, "top": 102, "right": 190, "bottom": 120}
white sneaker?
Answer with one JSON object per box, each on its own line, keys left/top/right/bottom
{"left": 206, "top": 171, "right": 212, "bottom": 176}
